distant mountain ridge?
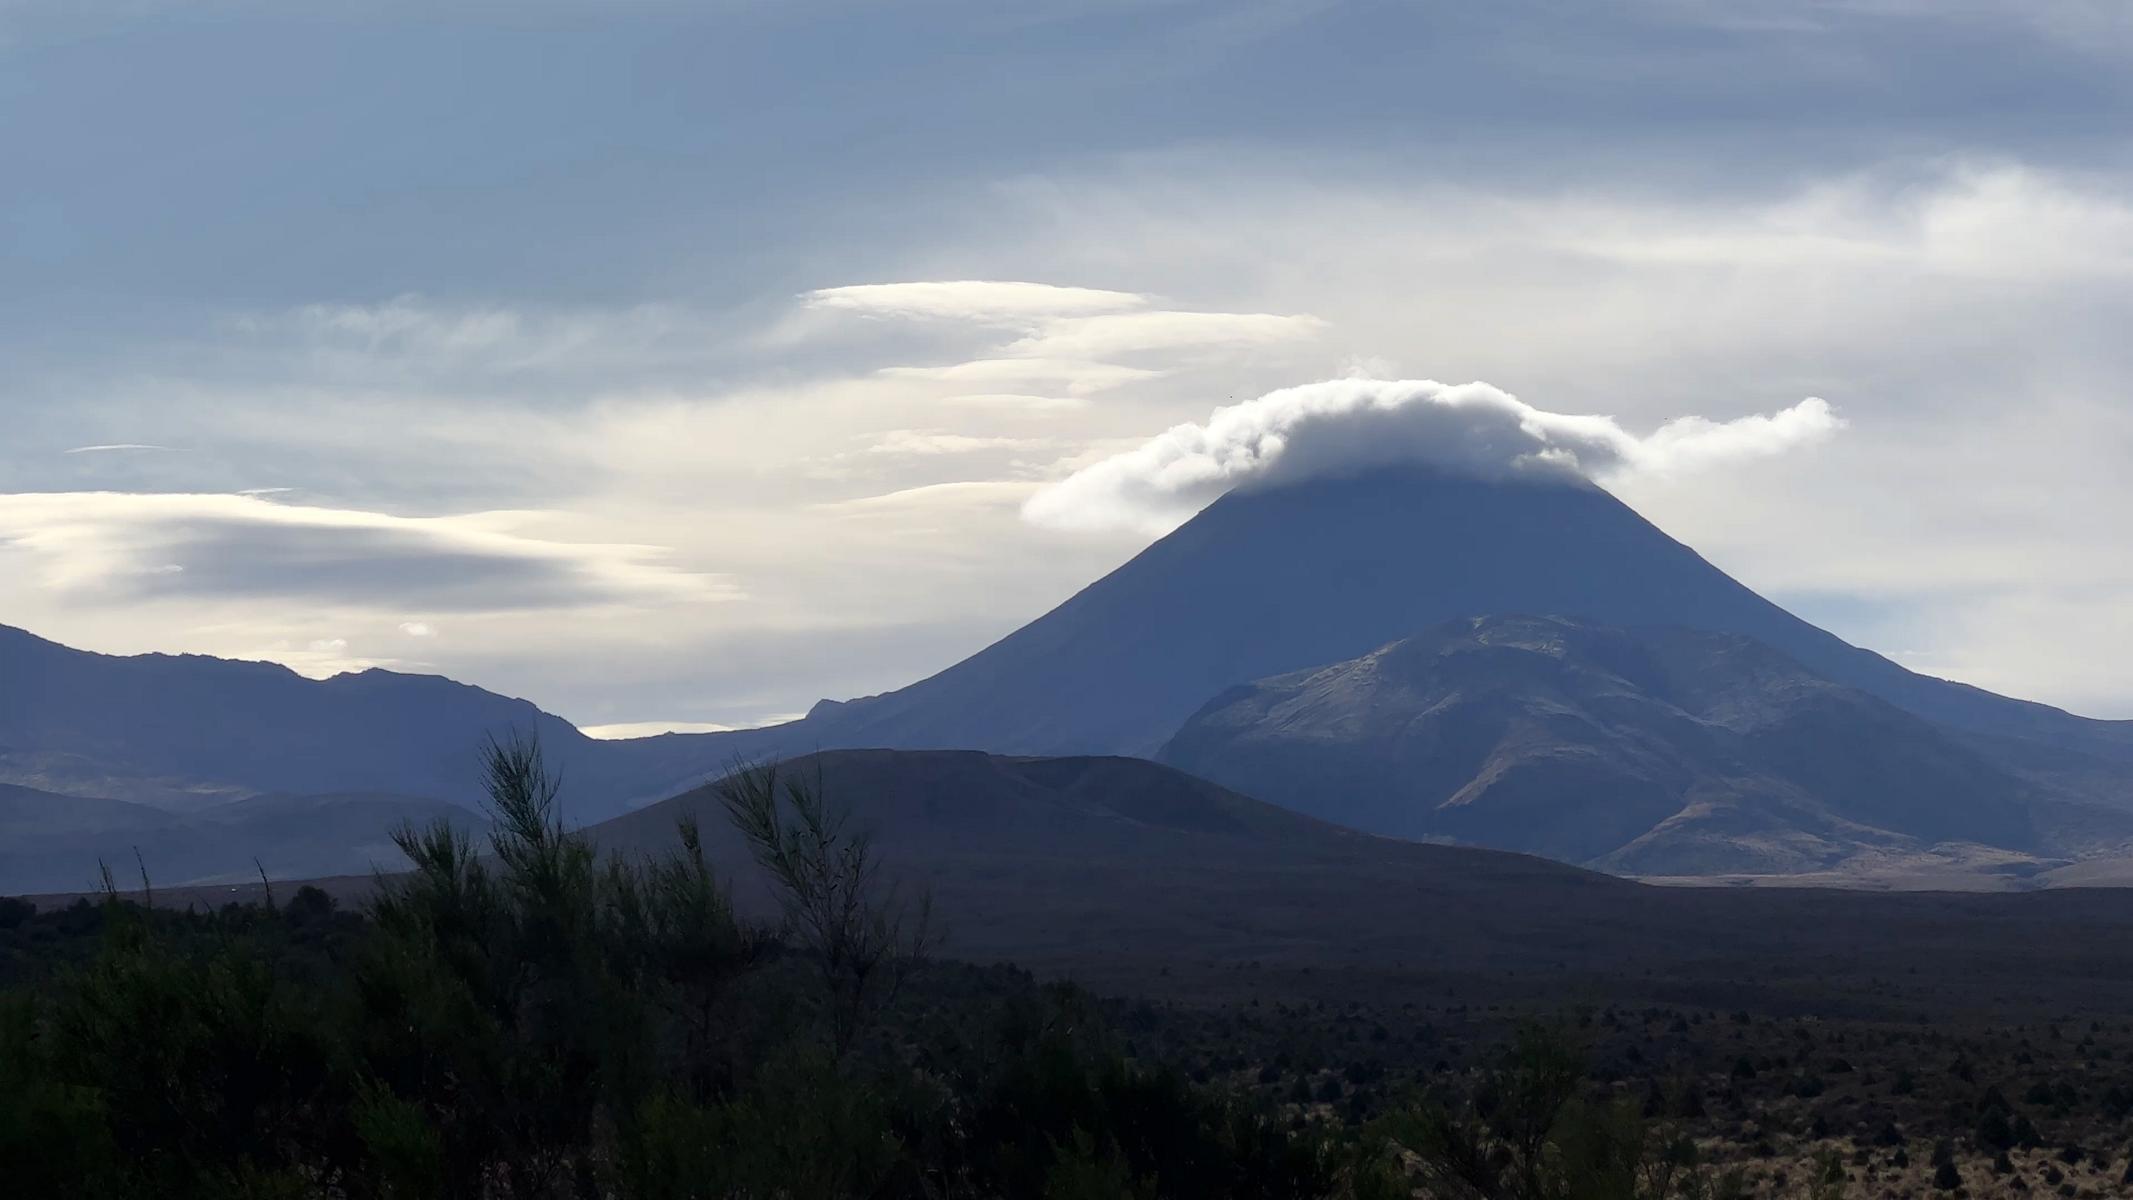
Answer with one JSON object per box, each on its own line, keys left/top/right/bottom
{"left": 0, "top": 779, "right": 477, "bottom": 895}
{"left": 1158, "top": 615, "right": 2082, "bottom": 875}
{"left": 0, "top": 623, "right": 582, "bottom": 809}
{"left": 0, "top": 623, "right": 783, "bottom": 820}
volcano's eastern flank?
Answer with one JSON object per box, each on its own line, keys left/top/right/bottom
{"left": 1158, "top": 615, "right": 2053, "bottom": 875}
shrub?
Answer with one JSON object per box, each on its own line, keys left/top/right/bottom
{"left": 1368, "top": 1024, "right": 1741, "bottom": 1200}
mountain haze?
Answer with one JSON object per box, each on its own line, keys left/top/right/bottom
{"left": 0, "top": 780, "right": 477, "bottom": 895}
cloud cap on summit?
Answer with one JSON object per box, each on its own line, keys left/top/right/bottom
{"left": 1024, "top": 379, "right": 1842, "bottom": 535}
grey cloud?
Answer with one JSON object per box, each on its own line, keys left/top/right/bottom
{"left": 135, "top": 521, "right": 629, "bottom": 609}
{"left": 0, "top": 492, "right": 730, "bottom": 612}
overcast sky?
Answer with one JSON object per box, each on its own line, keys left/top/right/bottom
{"left": 5, "top": 0, "right": 2133, "bottom": 732}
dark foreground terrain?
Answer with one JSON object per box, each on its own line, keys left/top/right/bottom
{"left": 14, "top": 748, "right": 2133, "bottom": 1196}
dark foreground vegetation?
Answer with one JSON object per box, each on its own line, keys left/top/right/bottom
{"left": 6, "top": 742, "right": 2133, "bottom": 1197}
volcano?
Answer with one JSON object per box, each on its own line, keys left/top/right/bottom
{"left": 806, "top": 467, "right": 2133, "bottom": 774}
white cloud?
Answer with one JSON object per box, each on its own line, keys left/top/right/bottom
{"left": 1023, "top": 379, "right": 1842, "bottom": 535}
{"left": 398, "top": 621, "right": 436, "bottom": 637}
{"left": 816, "top": 480, "right": 1040, "bottom": 515}
{"left": 877, "top": 357, "right": 1164, "bottom": 394}
{"left": 282, "top": 298, "right": 530, "bottom": 352}
{"left": 811, "top": 283, "right": 1320, "bottom": 401}
{"left": 802, "top": 280, "right": 1146, "bottom": 322}
{"left": 1006, "top": 310, "right": 1326, "bottom": 358}
{"left": 252, "top": 635, "right": 395, "bottom": 679}
{"left": 578, "top": 719, "right": 738, "bottom": 739}
{"left": 939, "top": 392, "right": 1090, "bottom": 412}
{"left": 1557, "top": 163, "right": 2133, "bottom": 281}
{"left": 229, "top": 295, "right": 718, "bottom": 383}
{"left": 63, "top": 443, "right": 179, "bottom": 454}
{"left": 1913, "top": 165, "right": 2133, "bottom": 278}
{"left": 864, "top": 430, "right": 1042, "bottom": 456}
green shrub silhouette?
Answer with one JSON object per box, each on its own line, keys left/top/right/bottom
{"left": 1366, "top": 1024, "right": 1746, "bottom": 1200}
{"left": 0, "top": 736, "right": 1429, "bottom": 1197}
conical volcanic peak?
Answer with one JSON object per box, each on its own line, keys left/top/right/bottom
{"left": 810, "top": 466, "right": 2130, "bottom": 764}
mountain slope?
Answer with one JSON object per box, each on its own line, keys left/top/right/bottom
{"left": 583, "top": 748, "right": 1639, "bottom": 964}
{"left": 0, "top": 623, "right": 583, "bottom": 809}
{"left": 587, "top": 748, "right": 1371, "bottom": 864}
{"left": 804, "top": 468, "right": 2133, "bottom": 773}
{"left": 1156, "top": 615, "right": 2095, "bottom": 874}
{"left": 0, "top": 782, "right": 480, "bottom": 895}
{"left": 577, "top": 751, "right": 2133, "bottom": 997}
{"left": 0, "top": 781, "right": 171, "bottom": 837}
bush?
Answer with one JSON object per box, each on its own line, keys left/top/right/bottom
{"left": 0, "top": 993, "right": 119, "bottom": 1196}
{"left": 1977, "top": 1105, "right": 2014, "bottom": 1149}
{"left": 0, "top": 736, "right": 1387, "bottom": 1199}
{"left": 1367, "top": 1024, "right": 1742, "bottom": 1200}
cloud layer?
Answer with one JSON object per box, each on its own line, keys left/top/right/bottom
{"left": 1022, "top": 379, "right": 1842, "bottom": 535}
{"left": 12, "top": 0, "right": 2133, "bottom": 723}
{"left": 0, "top": 492, "right": 729, "bottom": 611}
{"left": 803, "top": 281, "right": 1145, "bottom": 322}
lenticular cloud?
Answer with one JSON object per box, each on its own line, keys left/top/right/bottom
{"left": 1021, "top": 379, "right": 1842, "bottom": 535}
